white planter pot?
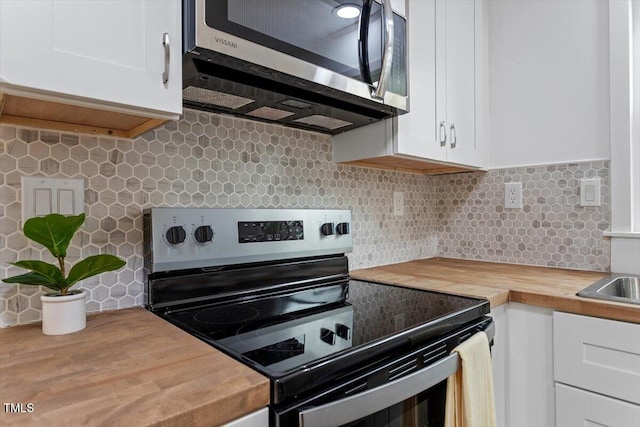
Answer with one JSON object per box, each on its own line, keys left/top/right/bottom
{"left": 40, "top": 290, "right": 87, "bottom": 335}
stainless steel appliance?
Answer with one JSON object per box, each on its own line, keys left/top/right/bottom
{"left": 182, "top": 0, "right": 408, "bottom": 134}
{"left": 144, "top": 208, "right": 494, "bottom": 426}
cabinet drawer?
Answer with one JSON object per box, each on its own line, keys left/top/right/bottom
{"left": 556, "top": 383, "right": 640, "bottom": 427}
{"left": 553, "top": 312, "right": 640, "bottom": 404}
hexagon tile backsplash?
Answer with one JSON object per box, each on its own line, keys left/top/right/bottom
{"left": 434, "top": 164, "right": 610, "bottom": 270}
{"left": 0, "top": 109, "right": 609, "bottom": 326}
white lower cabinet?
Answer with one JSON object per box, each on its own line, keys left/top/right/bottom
{"left": 487, "top": 305, "right": 640, "bottom": 427}
{"left": 504, "top": 303, "right": 556, "bottom": 427}
{"left": 222, "top": 408, "right": 268, "bottom": 427}
{"left": 488, "top": 304, "right": 508, "bottom": 427}
{"left": 556, "top": 383, "right": 640, "bottom": 427}
{"left": 553, "top": 312, "right": 640, "bottom": 427}
{"left": 488, "top": 302, "right": 555, "bottom": 427}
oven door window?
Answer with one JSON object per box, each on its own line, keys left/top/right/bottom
{"left": 204, "top": 0, "right": 406, "bottom": 96}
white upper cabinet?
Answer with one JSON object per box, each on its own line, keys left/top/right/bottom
{"left": 334, "top": 0, "right": 484, "bottom": 174}
{"left": 0, "top": 0, "right": 182, "bottom": 138}
{"left": 437, "top": 0, "right": 481, "bottom": 167}
{"left": 394, "top": 0, "right": 438, "bottom": 160}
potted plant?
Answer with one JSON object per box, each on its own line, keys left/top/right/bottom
{"left": 2, "top": 213, "right": 126, "bottom": 335}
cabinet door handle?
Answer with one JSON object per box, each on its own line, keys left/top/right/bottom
{"left": 439, "top": 121, "right": 447, "bottom": 147}
{"left": 162, "top": 33, "right": 170, "bottom": 85}
{"left": 450, "top": 123, "right": 457, "bottom": 148}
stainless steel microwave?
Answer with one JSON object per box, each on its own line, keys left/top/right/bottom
{"left": 182, "top": 0, "right": 408, "bottom": 134}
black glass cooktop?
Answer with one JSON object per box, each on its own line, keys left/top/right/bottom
{"left": 163, "top": 279, "right": 488, "bottom": 377}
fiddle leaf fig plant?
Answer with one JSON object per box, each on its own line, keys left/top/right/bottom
{"left": 2, "top": 213, "right": 126, "bottom": 296}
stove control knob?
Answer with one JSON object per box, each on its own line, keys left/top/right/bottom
{"left": 320, "top": 222, "right": 335, "bottom": 236}
{"left": 335, "top": 323, "right": 351, "bottom": 340}
{"left": 194, "top": 225, "right": 214, "bottom": 244}
{"left": 320, "top": 328, "right": 335, "bottom": 345}
{"left": 165, "top": 226, "right": 186, "bottom": 245}
{"left": 336, "top": 222, "right": 350, "bottom": 235}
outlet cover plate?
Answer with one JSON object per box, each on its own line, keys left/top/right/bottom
{"left": 504, "top": 182, "right": 523, "bottom": 209}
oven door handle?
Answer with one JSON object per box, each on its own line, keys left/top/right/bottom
{"left": 298, "top": 323, "right": 495, "bottom": 427}
{"left": 298, "top": 353, "right": 459, "bottom": 427}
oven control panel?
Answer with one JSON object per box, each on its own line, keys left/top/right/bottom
{"left": 144, "top": 208, "right": 352, "bottom": 272}
{"left": 238, "top": 220, "right": 304, "bottom": 243}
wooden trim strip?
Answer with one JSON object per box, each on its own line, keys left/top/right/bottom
{"left": 0, "top": 115, "right": 131, "bottom": 138}
{"left": 127, "top": 118, "right": 167, "bottom": 138}
{"left": 340, "top": 158, "right": 476, "bottom": 175}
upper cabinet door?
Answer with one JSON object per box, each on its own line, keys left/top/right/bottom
{"left": 435, "top": 0, "right": 482, "bottom": 167}
{"left": 396, "top": 0, "right": 482, "bottom": 166}
{"left": 442, "top": 0, "right": 480, "bottom": 167}
{"left": 395, "top": 0, "right": 440, "bottom": 160}
{"left": 0, "top": 0, "right": 182, "bottom": 117}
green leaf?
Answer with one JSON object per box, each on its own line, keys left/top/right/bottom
{"left": 66, "top": 255, "right": 126, "bottom": 287}
{"left": 2, "top": 272, "right": 63, "bottom": 291}
{"left": 11, "top": 260, "right": 64, "bottom": 283}
{"left": 23, "top": 213, "right": 85, "bottom": 258}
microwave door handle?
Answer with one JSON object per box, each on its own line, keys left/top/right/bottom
{"left": 298, "top": 353, "right": 460, "bottom": 427}
{"left": 371, "top": 0, "right": 394, "bottom": 100}
{"left": 358, "top": 0, "right": 373, "bottom": 84}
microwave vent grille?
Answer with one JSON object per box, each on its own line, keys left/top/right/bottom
{"left": 246, "top": 107, "right": 295, "bottom": 121}
{"left": 183, "top": 86, "right": 255, "bottom": 110}
{"left": 293, "top": 115, "right": 352, "bottom": 130}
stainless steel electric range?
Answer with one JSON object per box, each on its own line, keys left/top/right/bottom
{"left": 143, "top": 208, "right": 494, "bottom": 427}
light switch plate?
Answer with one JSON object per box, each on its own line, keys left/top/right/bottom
{"left": 580, "top": 178, "right": 601, "bottom": 206}
{"left": 22, "top": 176, "right": 85, "bottom": 223}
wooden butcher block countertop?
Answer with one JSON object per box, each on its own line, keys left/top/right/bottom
{"left": 350, "top": 258, "right": 640, "bottom": 324}
{"left": 0, "top": 307, "right": 269, "bottom": 427}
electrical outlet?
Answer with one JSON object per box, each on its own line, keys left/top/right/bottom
{"left": 393, "top": 191, "right": 404, "bottom": 216}
{"left": 504, "top": 182, "right": 522, "bottom": 209}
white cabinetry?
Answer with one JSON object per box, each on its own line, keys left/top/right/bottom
{"left": 504, "top": 303, "right": 555, "bottom": 427}
{"left": 553, "top": 311, "right": 640, "bottom": 427}
{"left": 488, "top": 304, "right": 508, "bottom": 427}
{"left": 435, "top": 0, "right": 481, "bottom": 167}
{"left": 556, "top": 384, "right": 640, "bottom": 427}
{"left": 0, "top": 0, "right": 182, "bottom": 138}
{"left": 485, "top": 303, "right": 555, "bottom": 427}
{"left": 333, "top": 0, "right": 484, "bottom": 174}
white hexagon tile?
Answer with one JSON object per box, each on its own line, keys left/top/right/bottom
{"left": 0, "top": 109, "right": 610, "bottom": 326}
